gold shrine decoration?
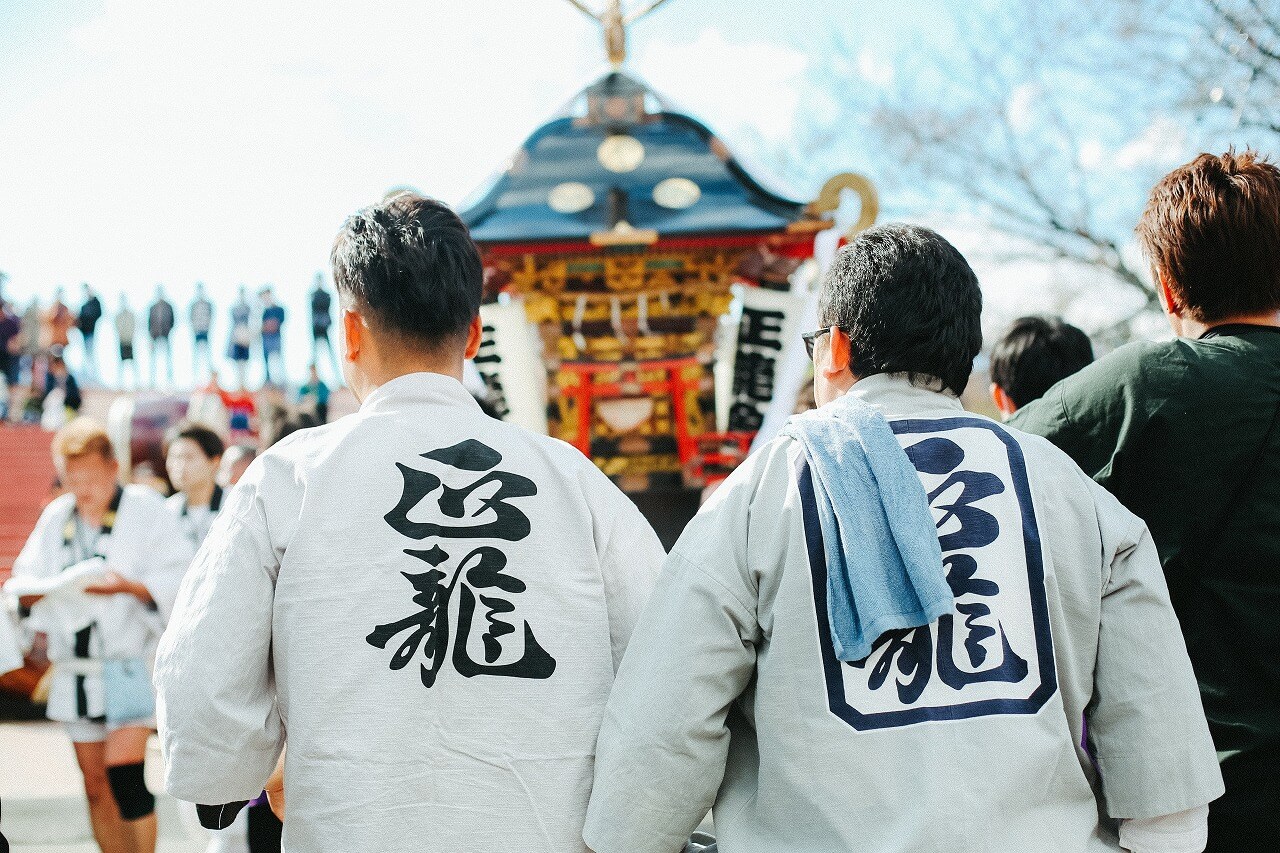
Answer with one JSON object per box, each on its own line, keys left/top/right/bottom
{"left": 806, "top": 172, "right": 879, "bottom": 239}
{"left": 564, "top": 0, "right": 675, "bottom": 67}
{"left": 590, "top": 221, "right": 660, "bottom": 247}
{"left": 502, "top": 248, "right": 743, "bottom": 295}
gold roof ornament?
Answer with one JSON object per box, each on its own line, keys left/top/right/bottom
{"left": 564, "top": 0, "right": 674, "bottom": 67}
{"left": 589, "top": 220, "right": 660, "bottom": 246}
{"left": 804, "top": 172, "right": 880, "bottom": 239}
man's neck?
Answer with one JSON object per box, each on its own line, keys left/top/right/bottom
{"left": 353, "top": 360, "right": 464, "bottom": 403}
{"left": 1172, "top": 309, "right": 1280, "bottom": 339}
{"left": 78, "top": 507, "right": 107, "bottom": 527}
{"left": 184, "top": 480, "right": 216, "bottom": 508}
{"left": 77, "top": 495, "right": 113, "bottom": 527}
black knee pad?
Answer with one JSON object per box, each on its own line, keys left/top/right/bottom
{"left": 106, "top": 763, "right": 155, "bottom": 821}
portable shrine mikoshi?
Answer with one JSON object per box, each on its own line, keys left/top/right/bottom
{"left": 460, "top": 2, "right": 876, "bottom": 541}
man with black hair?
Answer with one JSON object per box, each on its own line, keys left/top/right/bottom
{"left": 310, "top": 272, "right": 341, "bottom": 384}
{"left": 1013, "top": 150, "right": 1280, "bottom": 852}
{"left": 585, "top": 224, "right": 1221, "bottom": 853}
{"left": 164, "top": 423, "right": 226, "bottom": 548}
{"left": 155, "top": 192, "right": 665, "bottom": 852}
{"left": 990, "top": 315, "right": 1094, "bottom": 418}
{"left": 148, "top": 286, "right": 175, "bottom": 390}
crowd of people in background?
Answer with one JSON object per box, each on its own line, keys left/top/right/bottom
{"left": 0, "top": 273, "right": 339, "bottom": 432}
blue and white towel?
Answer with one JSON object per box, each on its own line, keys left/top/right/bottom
{"left": 783, "top": 391, "right": 952, "bottom": 661}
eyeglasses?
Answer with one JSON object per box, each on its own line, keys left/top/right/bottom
{"left": 801, "top": 326, "right": 837, "bottom": 359}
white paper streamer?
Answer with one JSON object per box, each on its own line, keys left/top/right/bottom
{"left": 474, "top": 300, "right": 549, "bottom": 435}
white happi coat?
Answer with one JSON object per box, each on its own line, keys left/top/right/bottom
{"left": 6, "top": 485, "right": 194, "bottom": 723}
{"left": 155, "top": 372, "right": 665, "bottom": 853}
{"left": 166, "top": 491, "right": 221, "bottom": 548}
{"left": 0, "top": 604, "right": 23, "bottom": 677}
{"left": 585, "top": 374, "right": 1224, "bottom": 853}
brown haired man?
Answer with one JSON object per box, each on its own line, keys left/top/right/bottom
{"left": 4, "top": 417, "right": 193, "bottom": 853}
{"left": 1014, "top": 150, "right": 1280, "bottom": 852}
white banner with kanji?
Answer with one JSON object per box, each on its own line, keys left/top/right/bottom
{"left": 723, "top": 284, "right": 810, "bottom": 437}
{"left": 474, "top": 300, "right": 548, "bottom": 435}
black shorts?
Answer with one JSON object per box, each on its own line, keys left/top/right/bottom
{"left": 120, "top": 343, "right": 134, "bottom": 361}
{"left": 0, "top": 354, "right": 18, "bottom": 386}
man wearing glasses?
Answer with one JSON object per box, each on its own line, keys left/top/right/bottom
{"left": 584, "top": 224, "right": 1222, "bottom": 853}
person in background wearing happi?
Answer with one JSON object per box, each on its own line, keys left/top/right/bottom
{"left": 217, "top": 445, "right": 256, "bottom": 489}
{"left": 154, "top": 193, "right": 665, "bottom": 853}
{"left": 584, "top": 225, "right": 1223, "bottom": 853}
{"left": 2, "top": 418, "right": 194, "bottom": 853}
{"left": 165, "top": 424, "right": 226, "bottom": 549}
{"left": 163, "top": 423, "right": 278, "bottom": 853}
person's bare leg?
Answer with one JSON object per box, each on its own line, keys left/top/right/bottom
{"left": 73, "top": 740, "right": 131, "bottom": 853}
{"left": 106, "top": 726, "right": 157, "bottom": 853}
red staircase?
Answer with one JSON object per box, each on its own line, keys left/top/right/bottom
{"left": 0, "top": 427, "right": 57, "bottom": 701}
{"left": 0, "top": 427, "right": 57, "bottom": 581}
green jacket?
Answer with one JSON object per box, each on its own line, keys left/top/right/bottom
{"left": 1013, "top": 325, "right": 1280, "bottom": 847}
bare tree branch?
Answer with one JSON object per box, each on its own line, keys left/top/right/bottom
{"left": 561, "top": 0, "right": 601, "bottom": 22}
{"left": 795, "top": 0, "right": 1277, "bottom": 338}
{"left": 624, "top": 0, "right": 674, "bottom": 25}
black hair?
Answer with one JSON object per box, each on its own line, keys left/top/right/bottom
{"left": 166, "top": 422, "right": 225, "bottom": 460}
{"left": 989, "top": 316, "right": 1094, "bottom": 409}
{"left": 330, "top": 192, "right": 482, "bottom": 351}
{"left": 818, "top": 224, "right": 982, "bottom": 396}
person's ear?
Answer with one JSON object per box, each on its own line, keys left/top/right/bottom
{"left": 342, "top": 309, "right": 362, "bottom": 362}
{"left": 822, "top": 326, "right": 852, "bottom": 378}
{"left": 991, "top": 383, "right": 1017, "bottom": 418}
{"left": 1156, "top": 269, "right": 1180, "bottom": 316}
{"left": 463, "top": 315, "right": 483, "bottom": 361}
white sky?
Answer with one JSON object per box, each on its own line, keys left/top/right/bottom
{"left": 3, "top": 0, "right": 908, "bottom": 383}
{"left": 0, "top": 0, "right": 1190, "bottom": 386}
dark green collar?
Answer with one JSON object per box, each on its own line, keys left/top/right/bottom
{"left": 1200, "top": 323, "right": 1280, "bottom": 341}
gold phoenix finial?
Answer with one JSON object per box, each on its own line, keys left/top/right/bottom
{"left": 564, "top": 0, "right": 674, "bottom": 67}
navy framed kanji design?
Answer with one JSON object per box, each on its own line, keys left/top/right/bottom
{"left": 798, "top": 416, "right": 1057, "bottom": 730}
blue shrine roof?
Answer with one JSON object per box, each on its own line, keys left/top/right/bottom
{"left": 460, "top": 72, "right": 807, "bottom": 245}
